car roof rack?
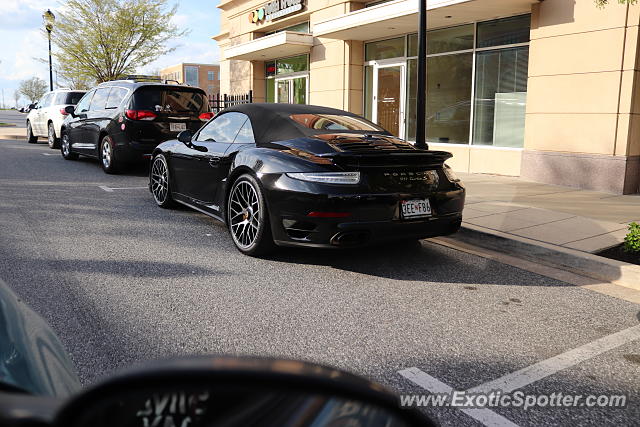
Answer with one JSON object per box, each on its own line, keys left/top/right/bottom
{"left": 99, "top": 75, "right": 187, "bottom": 86}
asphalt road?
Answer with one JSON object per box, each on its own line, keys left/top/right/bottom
{"left": 0, "top": 109, "right": 27, "bottom": 126}
{"left": 1, "top": 138, "right": 639, "bottom": 426}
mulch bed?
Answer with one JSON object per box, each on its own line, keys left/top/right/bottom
{"left": 596, "top": 244, "right": 640, "bottom": 266}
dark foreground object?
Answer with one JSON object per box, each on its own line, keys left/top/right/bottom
{"left": 3, "top": 356, "right": 434, "bottom": 427}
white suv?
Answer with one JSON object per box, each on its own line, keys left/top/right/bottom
{"left": 26, "top": 89, "right": 86, "bottom": 148}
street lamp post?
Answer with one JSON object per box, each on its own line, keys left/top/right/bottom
{"left": 415, "top": 0, "right": 428, "bottom": 150}
{"left": 43, "top": 9, "right": 56, "bottom": 91}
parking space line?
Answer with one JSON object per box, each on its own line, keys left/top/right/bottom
{"left": 398, "top": 368, "right": 518, "bottom": 427}
{"left": 467, "top": 324, "right": 640, "bottom": 394}
{"left": 99, "top": 185, "right": 147, "bottom": 192}
{"left": 399, "top": 324, "right": 640, "bottom": 426}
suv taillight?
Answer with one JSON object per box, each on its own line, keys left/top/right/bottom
{"left": 125, "top": 110, "right": 157, "bottom": 121}
{"left": 199, "top": 112, "right": 214, "bottom": 121}
{"left": 60, "top": 108, "right": 68, "bottom": 116}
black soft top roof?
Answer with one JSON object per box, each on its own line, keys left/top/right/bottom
{"left": 221, "top": 103, "right": 388, "bottom": 144}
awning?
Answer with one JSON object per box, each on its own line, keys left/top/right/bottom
{"left": 224, "top": 31, "right": 314, "bottom": 61}
{"left": 314, "top": 0, "right": 538, "bottom": 41}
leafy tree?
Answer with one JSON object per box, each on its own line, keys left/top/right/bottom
{"left": 56, "top": 62, "right": 95, "bottom": 90}
{"left": 18, "top": 77, "right": 48, "bottom": 103}
{"left": 52, "top": 0, "right": 187, "bottom": 83}
{"left": 595, "top": 0, "right": 638, "bottom": 7}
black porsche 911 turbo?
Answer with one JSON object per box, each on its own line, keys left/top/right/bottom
{"left": 149, "top": 103, "right": 465, "bottom": 256}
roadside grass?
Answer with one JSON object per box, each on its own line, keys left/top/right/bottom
{"left": 0, "top": 123, "right": 16, "bottom": 127}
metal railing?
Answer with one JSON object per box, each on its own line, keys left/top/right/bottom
{"left": 208, "top": 91, "right": 253, "bottom": 113}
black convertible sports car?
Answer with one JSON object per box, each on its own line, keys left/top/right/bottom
{"left": 149, "top": 103, "right": 465, "bottom": 255}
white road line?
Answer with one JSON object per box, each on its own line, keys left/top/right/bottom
{"left": 399, "top": 324, "right": 640, "bottom": 426}
{"left": 398, "top": 368, "right": 518, "bottom": 427}
{"left": 41, "top": 153, "right": 57, "bottom": 156}
{"left": 467, "top": 324, "right": 640, "bottom": 394}
{"left": 99, "top": 186, "right": 147, "bottom": 192}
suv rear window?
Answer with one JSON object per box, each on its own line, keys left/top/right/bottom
{"left": 131, "top": 87, "right": 208, "bottom": 114}
{"left": 54, "top": 91, "right": 85, "bottom": 105}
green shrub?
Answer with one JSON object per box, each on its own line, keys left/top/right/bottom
{"left": 623, "top": 222, "right": 640, "bottom": 254}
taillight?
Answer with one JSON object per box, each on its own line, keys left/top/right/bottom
{"left": 60, "top": 108, "right": 68, "bottom": 116}
{"left": 199, "top": 112, "right": 214, "bottom": 121}
{"left": 125, "top": 110, "right": 157, "bottom": 121}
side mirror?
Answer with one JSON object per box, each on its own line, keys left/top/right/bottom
{"left": 64, "top": 105, "right": 76, "bottom": 117}
{"left": 54, "top": 356, "right": 434, "bottom": 427}
{"left": 177, "top": 130, "right": 193, "bottom": 144}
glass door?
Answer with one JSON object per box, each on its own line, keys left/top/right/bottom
{"left": 373, "top": 63, "right": 406, "bottom": 138}
{"left": 275, "top": 75, "right": 308, "bottom": 104}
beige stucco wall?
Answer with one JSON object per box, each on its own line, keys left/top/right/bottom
{"left": 525, "top": 1, "right": 639, "bottom": 156}
{"left": 521, "top": 0, "right": 640, "bottom": 193}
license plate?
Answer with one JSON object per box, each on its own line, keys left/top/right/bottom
{"left": 170, "top": 123, "right": 187, "bottom": 132}
{"left": 401, "top": 199, "right": 432, "bottom": 219}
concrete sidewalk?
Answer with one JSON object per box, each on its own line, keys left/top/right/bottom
{"left": 0, "top": 127, "right": 28, "bottom": 140}
{"left": 459, "top": 172, "right": 640, "bottom": 254}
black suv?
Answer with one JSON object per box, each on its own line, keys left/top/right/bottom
{"left": 60, "top": 78, "right": 212, "bottom": 173}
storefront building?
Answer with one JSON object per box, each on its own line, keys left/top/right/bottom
{"left": 215, "top": 0, "right": 640, "bottom": 194}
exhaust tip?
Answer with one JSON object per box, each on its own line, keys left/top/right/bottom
{"left": 330, "top": 231, "right": 370, "bottom": 247}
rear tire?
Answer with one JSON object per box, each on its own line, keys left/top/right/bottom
{"left": 47, "top": 122, "right": 60, "bottom": 149}
{"left": 60, "top": 132, "right": 78, "bottom": 160}
{"left": 26, "top": 122, "right": 37, "bottom": 144}
{"left": 150, "top": 154, "right": 176, "bottom": 208}
{"left": 100, "top": 135, "right": 121, "bottom": 174}
{"left": 227, "top": 174, "right": 275, "bottom": 256}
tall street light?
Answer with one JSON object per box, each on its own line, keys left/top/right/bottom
{"left": 43, "top": 9, "right": 56, "bottom": 91}
{"left": 415, "top": 0, "right": 428, "bottom": 150}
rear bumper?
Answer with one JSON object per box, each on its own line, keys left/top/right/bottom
{"left": 273, "top": 214, "right": 462, "bottom": 248}
{"left": 262, "top": 174, "right": 465, "bottom": 248}
{"left": 113, "top": 140, "right": 161, "bottom": 161}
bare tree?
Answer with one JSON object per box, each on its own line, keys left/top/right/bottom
{"left": 13, "top": 90, "right": 21, "bottom": 108}
{"left": 18, "top": 77, "right": 48, "bottom": 103}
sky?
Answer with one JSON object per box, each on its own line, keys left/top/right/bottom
{"left": 0, "top": 0, "right": 221, "bottom": 107}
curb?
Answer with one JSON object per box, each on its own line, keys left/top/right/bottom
{"left": 454, "top": 223, "right": 640, "bottom": 291}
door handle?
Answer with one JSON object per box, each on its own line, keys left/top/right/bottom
{"left": 208, "top": 157, "right": 221, "bottom": 166}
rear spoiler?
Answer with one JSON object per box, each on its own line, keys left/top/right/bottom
{"left": 317, "top": 150, "right": 453, "bottom": 168}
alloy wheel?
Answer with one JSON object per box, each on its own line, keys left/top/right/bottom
{"left": 151, "top": 156, "right": 169, "bottom": 205}
{"left": 229, "top": 180, "right": 261, "bottom": 249}
{"left": 101, "top": 139, "right": 112, "bottom": 169}
{"left": 48, "top": 124, "right": 55, "bottom": 148}
{"left": 62, "top": 135, "right": 70, "bottom": 156}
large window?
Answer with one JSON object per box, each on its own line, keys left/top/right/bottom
{"left": 265, "top": 55, "right": 309, "bottom": 104}
{"left": 364, "top": 14, "right": 531, "bottom": 148}
{"left": 185, "top": 66, "right": 199, "bottom": 87}
{"left": 406, "top": 53, "right": 473, "bottom": 144}
{"left": 472, "top": 47, "right": 529, "bottom": 147}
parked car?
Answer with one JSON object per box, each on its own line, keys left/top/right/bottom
{"left": 149, "top": 103, "right": 465, "bottom": 256}
{"left": 25, "top": 89, "right": 86, "bottom": 148}
{"left": 61, "top": 79, "right": 212, "bottom": 174}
